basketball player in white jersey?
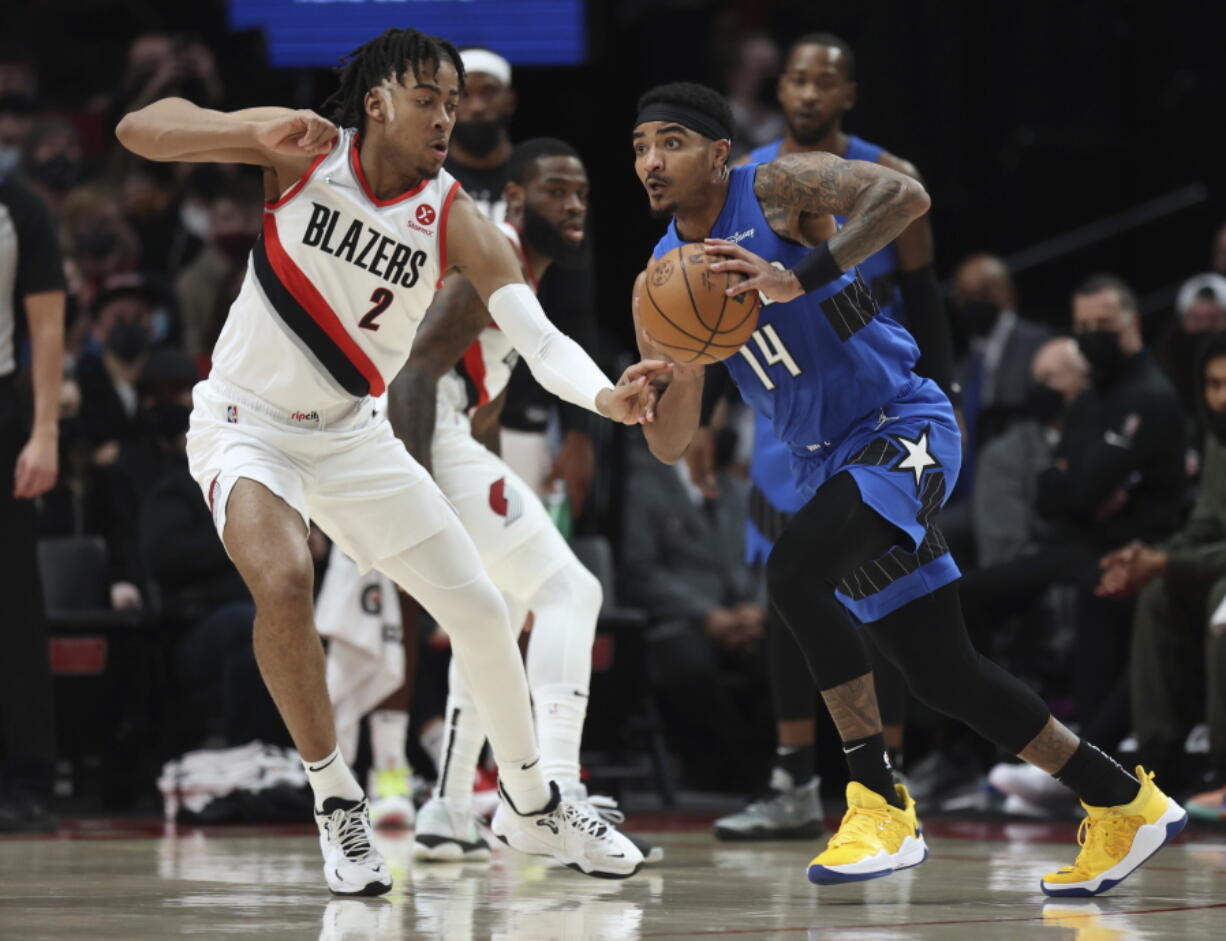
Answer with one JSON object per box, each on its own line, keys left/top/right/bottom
{"left": 115, "top": 27, "right": 662, "bottom": 895}
{"left": 387, "top": 137, "right": 659, "bottom": 863}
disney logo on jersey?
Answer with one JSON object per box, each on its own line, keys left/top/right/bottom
{"left": 302, "top": 202, "right": 430, "bottom": 288}
{"left": 726, "top": 228, "right": 756, "bottom": 245}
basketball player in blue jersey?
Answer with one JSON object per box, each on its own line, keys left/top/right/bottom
{"left": 713, "top": 32, "right": 946, "bottom": 841}
{"left": 629, "top": 82, "right": 1185, "bottom": 896}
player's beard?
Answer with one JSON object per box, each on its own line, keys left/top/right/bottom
{"left": 788, "top": 115, "right": 835, "bottom": 147}
{"left": 451, "top": 118, "right": 505, "bottom": 157}
{"left": 523, "top": 204, "right": 589, "bottom": 270}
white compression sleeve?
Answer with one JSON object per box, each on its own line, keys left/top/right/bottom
{"left": 486, "top": 283, "right": 612, "bottom": 413}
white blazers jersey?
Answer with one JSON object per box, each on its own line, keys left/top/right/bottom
{"left": 211, "top": 128, "right": 462, "bottom": 411}
{"left": 436, "top": 222, "right": 531, "bottom": 426}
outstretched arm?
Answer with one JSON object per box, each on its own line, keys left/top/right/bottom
{"left": 632, "top": 270, "right": 703, "bottom": 464}
{"left": 388, "top": 274, "right": 492, "bottom": 475}
{"left": 445, "top": 193, "right": 666, "bottom": 424}
{"left": 710, "top": 152, "right": 930, "bottom": 305}
{"left": 115, "top": 97, "right": 336, "bottom": 184}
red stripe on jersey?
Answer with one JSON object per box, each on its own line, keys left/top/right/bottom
{"left": 435, "top": 180, "right": 463, "bottom": 290}
{"left": 349, "top": 138, "right": 429, "bottom": 207}
{"left": 265, "top": 149, "right": 331, "bottom": 210}
{"left": 261, "top": 212, "right": 386, "bottom": 396}
{"left": 461, "top": 339, "right": 490, "bottom": 408}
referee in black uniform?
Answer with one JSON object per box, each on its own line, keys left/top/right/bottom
{"left": 0, "top": 175, "right": 65, "bottom": 831}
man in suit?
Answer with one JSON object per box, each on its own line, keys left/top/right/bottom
{"left": 621, "top": 438, "right": 772, "bottom": 790}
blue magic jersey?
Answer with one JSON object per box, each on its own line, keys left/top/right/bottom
{"left": 743, "top": 135, "right": 905, "bottom": 564}
{"left": 652, "top": 166, "right": 920, "bottom": 469}
{"left": 652, "top": 164, "right": 961, "bottom": 621}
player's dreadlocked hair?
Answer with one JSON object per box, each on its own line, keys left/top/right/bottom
{"left": 320, "top": 27, "right": 466, "bottom": 130}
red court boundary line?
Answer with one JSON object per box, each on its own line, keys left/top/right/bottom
{"left": 640, "top": 902, "right": 1226, "bottom": 937}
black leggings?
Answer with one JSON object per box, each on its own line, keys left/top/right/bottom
{"left": 766, "top": 603, "right": 907, "bottom": 727}
{"left": 766, "top": 471, "right": 1050, "bottom": 755}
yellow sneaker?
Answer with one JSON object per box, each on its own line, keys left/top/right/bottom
{"left": 806, "top": 781, "right": 928, "bottom": 885}
{"left": 1040, "top": 766, "right": 1187, "bottom": 897}
{"left": 368, "top": 766, "right": 416, "bottom": 830}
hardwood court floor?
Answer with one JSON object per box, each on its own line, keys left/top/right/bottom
{"left": 1, "top": 817, "right": 1223, "bottom": 939}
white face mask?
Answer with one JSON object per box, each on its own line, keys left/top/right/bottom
{"left": 0, "top": 145, "right": 20, "bottom": 175}
{"left": 179, "top": 200, "right": 211, "bottom": 240}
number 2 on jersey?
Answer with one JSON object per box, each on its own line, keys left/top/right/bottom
{"left": 738, "top": 324, "right": 801, "bottom": 390}
{"left": 359, "top": 287, "right": 394, "bottom": 331}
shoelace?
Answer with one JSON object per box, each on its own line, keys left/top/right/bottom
{"left": 828, "top": 805, "right": 894, "bottom": 849}
{"left": 585, "top": 794, "right": 626, "bottom": 826}
{"left": 1062, "top": 812, "right": 1141, "bottom": 872}
{"left": 553, "top": 801, "right": 609, "bottom": 838}
{"left": 329, "top": 802, "right": 377, "bottom": 863}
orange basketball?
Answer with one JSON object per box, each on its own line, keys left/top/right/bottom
{"left": 639, "top": 243, "right": 761, "bottom": 364}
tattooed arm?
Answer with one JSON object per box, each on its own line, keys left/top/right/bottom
{"left": 756, "top": 152, "right": 930, "bottom": 269}
{"left": 388, "top": 275, "right": 492, "bottom": 476}
{"left": 708, "top": 152, "right": 930, "bottom": 304}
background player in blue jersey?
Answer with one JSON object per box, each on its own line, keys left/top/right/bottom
{"left": 628, "top": 82, "right": 1185, "bottom": 896}
{"left": 711, "top": 32, "right": 951, "bottom": 840}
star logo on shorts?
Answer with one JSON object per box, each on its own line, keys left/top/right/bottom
{"left": 889, "top": 426, "right": 940, "bottom": 489}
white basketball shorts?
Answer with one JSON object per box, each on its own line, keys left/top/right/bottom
{"left": 185, "top": 376, "right": 452, "bottom": 572}
{"left": 432, "top": 420, "right": 569, "bottom": 601}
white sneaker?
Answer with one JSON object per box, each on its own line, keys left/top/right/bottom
{"left": 491, "top": 781, "right": 644, "bottom": 878}
{"left": 560, "top": 782, "right": 664, "bottom": 864}
{"left": 988, "top": 762, "right": 1075, "bottom": 805}
{"left": 413, "top": 796, "right": 492, "bottom": 862}
{"left": 315, "top": 796, "right": 392, "bottom": 896}
{"left": 367, "top": 766, "right": 415, "bottom": 830}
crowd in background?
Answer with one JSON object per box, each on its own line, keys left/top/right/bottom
{"left": 4, "top": 18, "right": 1226, "bottom": 829}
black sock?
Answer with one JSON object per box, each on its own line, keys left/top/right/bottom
{"left": 1055, "top": 740, "right": 1140, "bottom": 807}
{"left": 842, "top": 732, "right": 903, "bottom": 808}
{"left": 774, "top": 744, "right": 815, "bottom": 789}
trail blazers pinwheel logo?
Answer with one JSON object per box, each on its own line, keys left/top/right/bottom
{"left": 489, "top": 477, "right": 523, "bottom": 526}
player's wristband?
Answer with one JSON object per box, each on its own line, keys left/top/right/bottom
{"left": 791, "top": 242, "right": 843, "bottom": 294}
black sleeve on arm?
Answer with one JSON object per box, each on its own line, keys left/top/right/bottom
{"left": 699, "top": 364, "right": 732, "bottom": 426}
{"left": 897, "top": 264, "right": 954, "bottom": 398}
{"left": 3, "top": 179, "right": 66, "bottom": 296}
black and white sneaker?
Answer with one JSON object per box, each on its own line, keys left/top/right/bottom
{"left": 491, "top": 781, "right": 644, "bottom": 878}
{"left": 314, "top": 796, "right": 392, "bottom": 896}
{"left": 412, "top": 796, "right": 492, "bottom": 861}
{"left": 561, "top": 782, "right": 664, "bottom": 864}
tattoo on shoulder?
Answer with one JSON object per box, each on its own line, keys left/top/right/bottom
{"left": 754, "top": 154, "right": 858, "bottom": 233}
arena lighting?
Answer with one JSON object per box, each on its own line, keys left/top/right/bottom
{"left": 227, "top": 0, "right": 586, "bottom": 67}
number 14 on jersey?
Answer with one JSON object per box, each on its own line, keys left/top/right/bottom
{"left": 739, "top": 324, "right": 801, "bottom": 390}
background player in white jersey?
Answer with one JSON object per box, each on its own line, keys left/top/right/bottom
{"left": 115, "top": 27, "right": 665, "bottom": 895}
{"left": 389, "top": 137, "right": 659, "bottom": 863}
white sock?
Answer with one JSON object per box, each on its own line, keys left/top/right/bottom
{"left": 533, "top": 682, "right": 587, "bottom": 789}
{"left": 368, "top": 709, "right": 410, "bottom": 771}
{"left": 303, "top": 745, "right": 364, "bottom": 807}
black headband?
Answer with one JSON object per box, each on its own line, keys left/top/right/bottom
{"left": 634, "top": 102, "right": 731, "bottom": 143}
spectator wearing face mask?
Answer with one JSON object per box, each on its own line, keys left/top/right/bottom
{"left": 174, "top": 174, "right": 262, "bottom": 361}
{"left": 971, "top": 337, "right": 1090, "bottom": 569}
{"left": 1096, "top": 334, "right": 1226, "bottom": 802}
{"left": 18, "top": 118, "right": 83, "bottom": 218}
{"left": 59, "top": 187, "right": 141, "bottom": 302}
{"left": 949, "top": 253, "right": 1052, "bottom": 498}
{"left": 1155, "top": 272, "right": 1226, "bottom": 420}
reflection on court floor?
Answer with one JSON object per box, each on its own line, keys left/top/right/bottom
{"left": 1, "top": 821, "right": 1223, "bottom": 939}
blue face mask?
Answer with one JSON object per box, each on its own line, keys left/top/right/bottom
{"left": 0, "top": 145, "right": 19, "bottom": 175}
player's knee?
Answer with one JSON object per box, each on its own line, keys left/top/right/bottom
{"left": 247, "top": 557, "right": 314, "bottom": 615}
{"left": 567, "top": 561, "right": 603, "bottom": 617}
{"left": 449, "top": 578, "right": 511, "bottom": 637}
